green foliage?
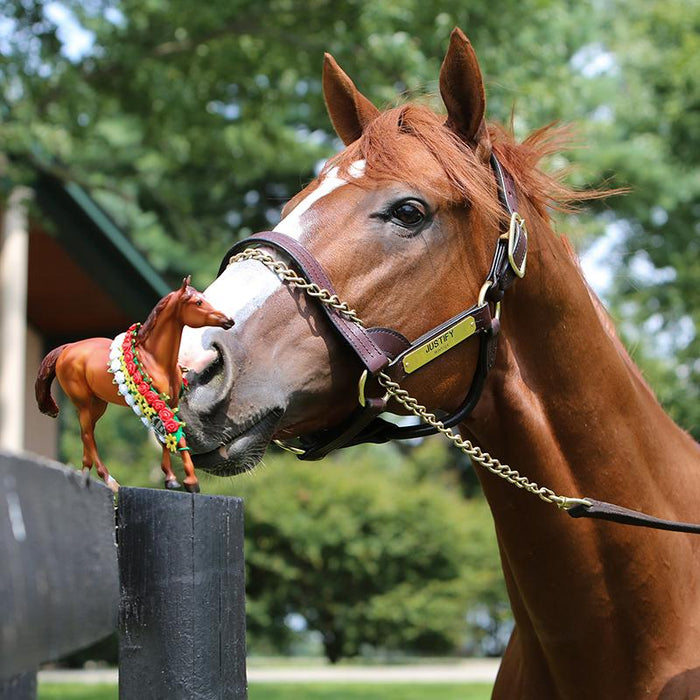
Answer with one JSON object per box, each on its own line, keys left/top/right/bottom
{"left": 211, "top": 442, "right": 506, "bottom": 662}
{"left": 590, "top": 0, "right": 700, "bottom": 436}
{"left": 0, "top": 0, "right": 618, "bottom": 282}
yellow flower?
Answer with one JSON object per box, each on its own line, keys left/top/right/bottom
{"left": 165, "top": 434, "right": 178, "bottom": 452}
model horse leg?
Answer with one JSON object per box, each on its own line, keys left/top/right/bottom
{"left": 177, "top": 438, "right": 200, "bottom": 493}
{"left": 160, "top": 446, "right": 182, "bottom": 490}
{"left": 77, "top": 401, "right": 119, "bottom": 493}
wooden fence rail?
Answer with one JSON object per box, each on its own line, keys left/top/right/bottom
{"left": 0, "top": 451, "right": 247, "bottom": 699}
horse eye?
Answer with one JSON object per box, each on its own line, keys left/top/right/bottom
{"left": 391, "top": 201, "right": 425, "bottom": 227}
{"left": 196, "top": 299, "right": 203, "bottom": 306}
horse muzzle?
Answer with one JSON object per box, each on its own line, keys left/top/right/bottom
{"left": 178, "top": 329, "right": 284, "bottom": 474}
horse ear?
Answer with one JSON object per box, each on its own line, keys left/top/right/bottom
{"left": 180, "top": 275, "right": 191, "bottom": 292}
{"left": 439, "top": 28, "right": 491, "bottom": 161}
{"left": 323, "top": 53, "right": 380, "bottom": 145}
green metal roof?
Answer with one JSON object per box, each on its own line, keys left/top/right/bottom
{"left": 32, "top": 167, "right": 171, "bottom": 320}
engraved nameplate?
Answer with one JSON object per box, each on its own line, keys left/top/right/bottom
{"left": 402, "top": 316, "right": 477, "bottom": 374}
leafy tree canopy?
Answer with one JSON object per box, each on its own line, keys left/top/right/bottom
{"left": 233, "top": 444, "right": 506, "bottom": 662}
{"left": 3, "top": 0, "right": 696, "bottom": 436}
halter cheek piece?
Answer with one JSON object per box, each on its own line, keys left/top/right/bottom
{"left": 218, "top": 154, "right": 526, "bottom": 460}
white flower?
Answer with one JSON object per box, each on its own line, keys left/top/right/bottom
{"left": 114, "top": 370, "right": 125, "bottom": 385}
{"left": 119, "top": 384, "right": 129, "bottom": 396}
{"left": 110, "top": 358, "right": 122, "bottom": 373}
{"left": 133, "top": 404, "right": 142, "bottom": 416}
{"left": 124, "top": 393, "right": 135, "bottom": 407}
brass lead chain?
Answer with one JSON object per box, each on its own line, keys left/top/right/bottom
{"left": 228, "top": 248, "right": 589, "bottom": 512}
{"left": 376, "top": 372, "right": 573, "bottom": 508}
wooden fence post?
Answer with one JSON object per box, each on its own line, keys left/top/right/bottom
{"left": 0, "top": 451, "right": 118, "bottom": 699}
{"left": 117, "top": 487, "right": 247, "bottom": 700}
{"left": 0, "top": 671, "right": 36, "bottom": 700}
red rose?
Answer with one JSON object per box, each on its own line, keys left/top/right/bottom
{"left": 138, "top": 382, "right": 149, "bottom": 395}
{"left": 153, "top": 399, "right": 166, "bottom": 412}
{"left": 124, "top": 349, "right": 133, "bottom": 362}
{"left": 126, "top": 361, "right": 137, "bottom": 375}
{"left": 182, "top": 377, "right": 189, "bottom": 388}
{"left": 165, "top": 420, "right": 179, "bottom": 433}
{"left": 159, "top": 408, "right": 174, "bottom": 422}
{"left": 145, "top": 390, "right": 158, "bottom": 404}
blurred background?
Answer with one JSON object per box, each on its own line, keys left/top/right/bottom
{"left": 1, "top": 0, "right": 697, "bottom": 690}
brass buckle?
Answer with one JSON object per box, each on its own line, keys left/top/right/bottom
{"left": 273, "top": 439, "right": 305, "bottom": 455}
{"left": 507, "top": 212, "right": 527, "bottom": 278}
{"left": 358, "top": 370, "right": 390, "bottom": 408}
{"left": 477, "top": 282, "right": 501, "bottom": 321}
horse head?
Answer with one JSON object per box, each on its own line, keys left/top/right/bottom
{"left": 176, "top": 276, "right": 235, "bottom": 331}
{"left": 178, "top": 29, "right": 513, "bottom": 475}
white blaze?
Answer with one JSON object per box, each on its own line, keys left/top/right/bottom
{"left": 178, "top": 162, "right": 364, "bottom": 370}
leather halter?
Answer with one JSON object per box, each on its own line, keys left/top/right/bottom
{"left": 217, "top": 153, "right": 527, "bottom": 460}
{"left": 216, "top": 158, "right": 700, "bottom": 535}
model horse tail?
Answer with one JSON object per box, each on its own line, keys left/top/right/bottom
{"left": 35, "top": 344, "right": 69, "bottom": 417}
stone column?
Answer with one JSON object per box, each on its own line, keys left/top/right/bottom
{"left": 0, "top": 187, "right": 31, "bottom": 452}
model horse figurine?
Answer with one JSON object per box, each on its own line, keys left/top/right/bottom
{"left": 35, "top": 276, "right": 234, "bottom": 493}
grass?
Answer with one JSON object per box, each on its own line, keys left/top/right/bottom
{"left": 39, "top": 682, "right": 493, "bottom": 699}
{"left": 39, "top": 685, "right": 115, "bottom": 700}
{"left": 249, "top": 683, "right": 493, "bottom": 699}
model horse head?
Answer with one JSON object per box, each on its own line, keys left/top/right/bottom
{"left": 178, "top": 275, "right": 235, "bottom": 329}
{"left": 178, "top": 29, "right": 531, "bottom": 474}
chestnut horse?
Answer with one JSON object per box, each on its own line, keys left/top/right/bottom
{"left": 178, "top": 30, "right": 700, "bottom": 698}
{"left": 36, "top": 277, "right": 233, "bottom": 493}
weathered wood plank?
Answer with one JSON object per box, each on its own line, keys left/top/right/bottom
{"left": 0, "top": 451, "right": 118, "bottom": 681}
{"left": 0, "top": 671, "right": 37, "bottom": 700}
{"left": 118, "top": 487, "right": 247, "bottom": 700}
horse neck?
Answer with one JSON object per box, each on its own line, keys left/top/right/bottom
{"left": 136, "top": 302, "right": 183, "bottom": 392}
{"left": 462, "top": 207, "right": 700, "bottom": 694}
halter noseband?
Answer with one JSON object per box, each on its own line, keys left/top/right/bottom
{"left": 217, "top": 153, "right": 527, "bottom": 460}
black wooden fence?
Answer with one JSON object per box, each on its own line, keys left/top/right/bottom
{"left": 0, "top": 451, "right": 247, "bottom": 699}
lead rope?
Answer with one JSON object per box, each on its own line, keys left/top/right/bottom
{"left": 229, "top": 247, "right": 590, "bottom": 512}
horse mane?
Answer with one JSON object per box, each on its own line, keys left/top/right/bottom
{"left": 137, "top": 292, "right": 175, "bottom": 343}
{"left": 326, "top": 104, "right": 612, "bottom": 222}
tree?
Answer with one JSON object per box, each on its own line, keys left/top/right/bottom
{"left": 227, "top": 443, "right": 506, "bottom": 662}
{"left": 581, "top": 0, "right": 700, "bottom": 436}
{"left": 1, "top": 0, "right": 608, "bottom": 284}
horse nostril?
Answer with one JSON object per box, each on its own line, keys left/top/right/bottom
{"left": 196, "top": 343, "right": 226, "bottom": 387}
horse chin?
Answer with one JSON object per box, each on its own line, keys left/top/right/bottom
{"left": 190, "top": 408, "right": 283, "bottom": 476}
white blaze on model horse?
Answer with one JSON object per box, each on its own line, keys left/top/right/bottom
{"left": 178, "top": 29, "right": 700, "bottom": 699}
